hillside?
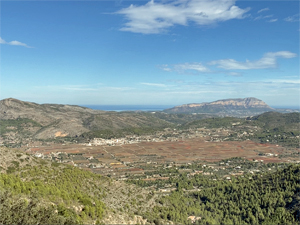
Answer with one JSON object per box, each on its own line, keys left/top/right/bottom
{"left": 0, "top": 98, "right": 172, "bottom": 144}
{"left": 163, "top": 97, "right": 274, "bottom": 116}
{"left": 1, "top": 98, "right": 299, "bottom": 148}
{"left": 1, "top": 147, "right": 299, "bottom": 225}
{"left": 249, "top": 111, "right": 300, "bottom": 130}
{"left": 1, "top": 98, "right": 300, "bottom": 224}
{"left": 0, "top": 98, "right": 100, "bottom": 139}
{"left": 180, "top": 111, "right": 300, "bottom": 148}
{"left": 0, "top": 147, "right": 161, "bottom": 225}
{"left": 143, "top": 163, "right": 300, "bottom": 224}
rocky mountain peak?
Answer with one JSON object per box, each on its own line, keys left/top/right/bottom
{"left": 164, "top": 97, "right": 274, "bottom": 116}
{"left": 210, "top": 97, "right": 272, "bottom": 108}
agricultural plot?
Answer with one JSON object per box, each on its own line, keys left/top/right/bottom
{"left": 26, "top": 138, "right": 299, "bottom": 177}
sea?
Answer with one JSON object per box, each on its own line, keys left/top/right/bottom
{"left": 81, "top": 105, "right": 175, "bottom": 112}
{"left": 272, "top": 106, "right": 300, "bottom": 110}
{"left": 81, "top": 105, "right": 300, "bottom": 112}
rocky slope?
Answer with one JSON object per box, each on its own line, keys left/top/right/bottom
{"left": 163, "top": 97, "right": 274, "bottom": 116}
{"left": 0, "top": 98, "right": 99, "bottom": 138}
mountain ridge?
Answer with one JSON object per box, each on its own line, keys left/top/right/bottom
{"left": 0, "top": 98, "right": 172, "bottom": 141}
{"left": 0, "top": 97, "right": 298, "bottom": 144}
{"left": 163, "top": 97, "right": 274, "bottom": 116}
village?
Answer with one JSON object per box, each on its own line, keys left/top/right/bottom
{"left": 86, "top": 125, "right": 257, "bottom": 147}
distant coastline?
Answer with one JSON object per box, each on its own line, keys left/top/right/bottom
{"left": 81, "top": 105, "right": 175, "bottom": 112}
{"left": 271, "top": 106, "right": 300, "bottom": 110}
{"left": 81, "top": 104, "right": 300, "bottom": 112}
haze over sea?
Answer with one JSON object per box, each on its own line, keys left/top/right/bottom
{"left": 82, "top": 105, "right": 175, "bottom": 112}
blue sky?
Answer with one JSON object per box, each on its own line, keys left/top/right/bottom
{"left": 1, "top": 0, "right": 299, "bottom": 107}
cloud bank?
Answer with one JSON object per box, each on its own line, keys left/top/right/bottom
{"left": 117, "top": 0, "right": 250, "bottom": 34}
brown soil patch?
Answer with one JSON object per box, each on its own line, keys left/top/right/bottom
{"left": 54, "top": 131, "right": 68, "bottom": 137}
{"left": 29, "top": 139, "right": 299, "bottom": 169}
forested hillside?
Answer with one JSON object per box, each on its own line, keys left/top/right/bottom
{"left": 0, "top": 147, "right": 106, "bottom": 224}
{"left": 0, "top": 147, "right": 158, "bottom": 224}
{"left": 1, "top": 147, "right": 299, "bottom": 224}
{"left": 181, "top": 112, "right": 300, "bottom": 147}
{"left": 143, "top": 164, "right": 300, "bottom": 224}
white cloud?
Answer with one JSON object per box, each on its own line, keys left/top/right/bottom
{"left": 209, "top": 51, "right": 297, "bottom": 70}
{"left": 267, "top": 79, "right": 300, "bottom": 84}
{"left": 227, "top": 72, "right": 242, "bottom": 76}
{"left": 268, "top": 19, "right": 277, "bottom": 23}
{"left": 284, "top": 14, "right": 300, "bottom": 22}
{"left": 141, "top": 82, "right": 167, "bottom": 87}
{"left": 36, "top": 84, "right": 133, "bottom": 92}
{"left": 17, "top": 80, "right": 300, "bottom": 106}
{"left": 263, "top": 15, "right": 273, "bottom": 19}
{"left": 254, "top": 14, "right": 273, "bottom": 21}
{"left": 0, "top": 37, "right": 32, "bottom": 48}
{"left": 257, "top": 8, "right": 269, "bottom": 14}
{"left": 116, "top": 0, "right": 250, "bottom": 34}
{"left": 105, "top": 87, "right": 133, "bottom": 91}
{"left": 9, "top": 40, "right": 31, "bottom": 47}
{"left": 42, "top": 85, "right": 98, "bottom": 91}
{"left": 175, "top": 63, "right": 210, "bottom": 72}
{"left": 253, "top": 16, "right": 262, "bottom": 21}
{"left": 162, "top": 67, "right": 172, "bottom": 72}
{"left": 0, "top": 37, "right": 6, "bottom": 44}
{"left": 63, "top": 87, "right": 97, "bottom": 91}
{"left": 159, "top": 64, "right": 172, "bottom": 72}
{"left": 161, "top": 62, "right": 210, "bottom": 73}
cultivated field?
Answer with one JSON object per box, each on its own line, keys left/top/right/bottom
{"left": 27, "top": 138, "right": 299, "bottom": 177}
